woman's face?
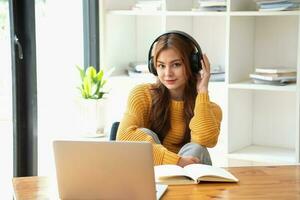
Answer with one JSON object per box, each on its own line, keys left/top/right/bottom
{"left": 156, "top": 48, "right": 187, "bottom": 99}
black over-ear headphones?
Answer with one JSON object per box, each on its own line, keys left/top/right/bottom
{"left": 148, "top": 30, "right": 203, "bottom": 76}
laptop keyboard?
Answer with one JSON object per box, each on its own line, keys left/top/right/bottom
{"left": 156, "top": 184, "right": 168, "bottom": 200}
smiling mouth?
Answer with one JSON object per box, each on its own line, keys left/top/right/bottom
{"left": 165, "top": 80, "right": 176, "bottom": 84}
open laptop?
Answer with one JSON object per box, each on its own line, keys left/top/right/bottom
{"left": 53, "top": 140, "right": 167, "bottom": 200}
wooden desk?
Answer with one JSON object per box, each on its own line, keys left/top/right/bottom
{"left": 13, "top": 165, "right": 300, "bottom": 200}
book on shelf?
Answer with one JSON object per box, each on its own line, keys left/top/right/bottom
{"left": 154, "top": 164, "right": 238, "bottom": 185}
{"left": 255, "top": 67, "right": 296, "bottom": 74}
{"left": 211, "top": 64, "right": 224, "bottom": 73}
{"left": 250, "top": 67, "right": 297, "bottom": 85}
{"left": 251, "top": 78, "right": 293, "bottom": 85}
{"left": 129, "top": 61, "right": 148, "bottom": 73}
{"left": 254, "top": 0, "right": 300, "bottom": 11}
{"left": 210, "top": 73, "right": 225, "bottom": 81}
{"left": 258, "top": 4, "right": 295, "bottom": 11}
{"left": 199, "top": 1, "right": 227, "bottom": 7}
{"left": 127, "top": 70, "right": 154, "bottom": 79}
{"left": 132, "top": 0, "right": 162, "bottom": 11}
{"left": 208, "top": 65, "right": 225, "bottom": 81}
{"left": 254, "top": 0, "right": 290, "bottom": 4}
{"left": 127, "top": 61, "right": 149, "bottom": 77}
{"left": 193, "top": 0, "right": 227, "bottom": 11}
{"left": 253, "top": 72, "right": 296, "bottom": 78}
{"left": 192, "top": 6, "right": 226, "bottom": 11}
{"left": 249, "top": 73, "right": 296, "bottom": 81}
{"left": 127, "top": 67, "right": 154, "bottom": 79}
{"left": 259, "top": 6, "right": 300, "bottom": 11}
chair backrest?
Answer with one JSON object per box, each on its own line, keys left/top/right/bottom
{"left": 109, "top": 122, "right": 120, "bottom": 140}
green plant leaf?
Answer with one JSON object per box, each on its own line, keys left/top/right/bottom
{"left": 77, "top": 65, "right": 111, "bottom": 99}
{"left": 76, "top": 65, "right": 85, "bottom": 81}
{"left": 98, "top": 92, "right": 104, "bottom": 99}
{"left": 94, "top": 81, "right": 101, "bottom": 97}
{"left": 83, "top": 76, "right": 92, "bottom": 98}
{"left": 101, "top": 79, "right": 107, "bottom": 88}
{"left": 96, "top": 70, "right": 104, "bottom": 81}
{"left": 86, "top": 66, "right": 97, "bottom": 79}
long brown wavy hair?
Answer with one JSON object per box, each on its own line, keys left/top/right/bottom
{"left": 149, "top": 33, "right": 198, "bottom": 144}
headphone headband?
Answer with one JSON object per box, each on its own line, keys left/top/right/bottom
{"left": 148, "top": 30, "right": 203, "bottom": 75}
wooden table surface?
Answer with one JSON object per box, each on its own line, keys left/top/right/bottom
{"left": 13, "top": 165, "right": 300, "bottom": 200}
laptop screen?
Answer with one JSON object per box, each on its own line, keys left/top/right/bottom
{"left": 53, "top": 140, "right": 164, "bottom": 200}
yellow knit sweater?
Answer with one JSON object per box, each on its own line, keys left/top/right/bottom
{"left": 116, "top": 84, "right": 222, "bottom": 165}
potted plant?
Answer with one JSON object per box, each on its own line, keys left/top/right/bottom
{"left": 77, "top": 65, "right": 111, "bottom": 136}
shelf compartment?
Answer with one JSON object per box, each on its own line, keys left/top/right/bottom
{"left": 166, "top": 16, "right": 227, "bottom": 73}
{"left": 103, "top": 14, "right": 163, "bottom": 74}
{"left": 228, "top": 80, "right": 297, "bottom": 92}
{"left": 228, "top": 145, "right": 296, "bottom": 163}
{"left": 228, "top": 89, "right": 297, "bottom": 164}
{"left": 228, "top": 16, "right": 299, "bottom": 84}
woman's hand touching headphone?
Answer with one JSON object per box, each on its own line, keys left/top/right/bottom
{"left": 197, "top": 54, "right": 211, "bottom": 93}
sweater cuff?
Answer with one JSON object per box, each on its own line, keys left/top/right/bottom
{"left": 163, "top": 151, "right": 180, "bottom": 165}
{"left": 196, "top": 92, "right": 210, "bottom": 103}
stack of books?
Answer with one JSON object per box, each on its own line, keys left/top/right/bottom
{"left": 254, "top": 0, "right": 300, "bottom": 11}
{"left": 192, "top": 0, "right": 227, "bottom": 12}
{"left": 210, "top": 65, "right": 225, "bottom": 82}
{"left": 127, "top": 61, "right": 152, "bottom": 78}
{"left": 132, "top": 0, "right": 162, "bottom": 11}
{"left": 249, "top": 67, "right": 297, "bottom": 85}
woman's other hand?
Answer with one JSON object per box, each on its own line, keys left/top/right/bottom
{"left": 197, "top": 53, "right": 211, "bottom": 93}
{"left": 177, "top": 156, "right": 200, "bottom": 167}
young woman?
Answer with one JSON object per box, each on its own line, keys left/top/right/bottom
{"left": 116, "top": 31, "right": 222, "bottom": 167}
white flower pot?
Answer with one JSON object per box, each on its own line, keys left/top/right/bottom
{"left": 80, "top": 99, "right": 107, "bottom": 136}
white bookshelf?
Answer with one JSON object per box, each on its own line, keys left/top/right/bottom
{"left": 101, "top": 0, "right": 300, "bottom": 164}
{"left": 227, "top": 145, "right": 295, "bottom": 164}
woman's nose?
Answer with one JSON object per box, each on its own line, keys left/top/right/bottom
{"left": 165, "top": 66, "right": 173, "bottom": 76}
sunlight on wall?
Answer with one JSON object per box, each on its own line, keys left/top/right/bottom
{"left": 35, "top": 0, "right": 84, "bottom": 176}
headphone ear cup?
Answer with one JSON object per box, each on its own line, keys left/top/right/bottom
{"left": 148, "top": 57, "right": 157, "bottom": 76}
{"left": 191, "top": 52, "right": 201, "bottom": 73}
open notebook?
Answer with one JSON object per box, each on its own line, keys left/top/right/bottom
{"left": 155, "top": 164, "right": 238, "bottom": 185}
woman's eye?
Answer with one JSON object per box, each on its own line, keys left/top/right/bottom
{"left": 173, "top": 63, "right": 181, "bottom": 67}
{"left": 157, "top": 64, "right": 165, "bottom": 68}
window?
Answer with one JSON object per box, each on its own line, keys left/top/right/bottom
{"left": 0, "top": 0, "right": 13, "bottom": 197}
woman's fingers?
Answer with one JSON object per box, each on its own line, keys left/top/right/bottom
{"left": 201, "top": 60, "right": 206, "bottom": 72}
{"left": 202, "top": 53, "right": 210, "bottom": 73}
{"left": 197, "top": 54, "right": 210, "bottom": 93}
{"left": 192, "top": 157, "right": 200, "bottom": 163}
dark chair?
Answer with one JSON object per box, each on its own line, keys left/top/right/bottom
{"left": 109, "top": 121, "right": 120, "bottom": 141}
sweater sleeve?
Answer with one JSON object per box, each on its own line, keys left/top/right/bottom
{"left": 116, "top": 84, "right": 180, "bottom": 165}
{"left": 189, "top": 92, "right": 222, "bottom": 148}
